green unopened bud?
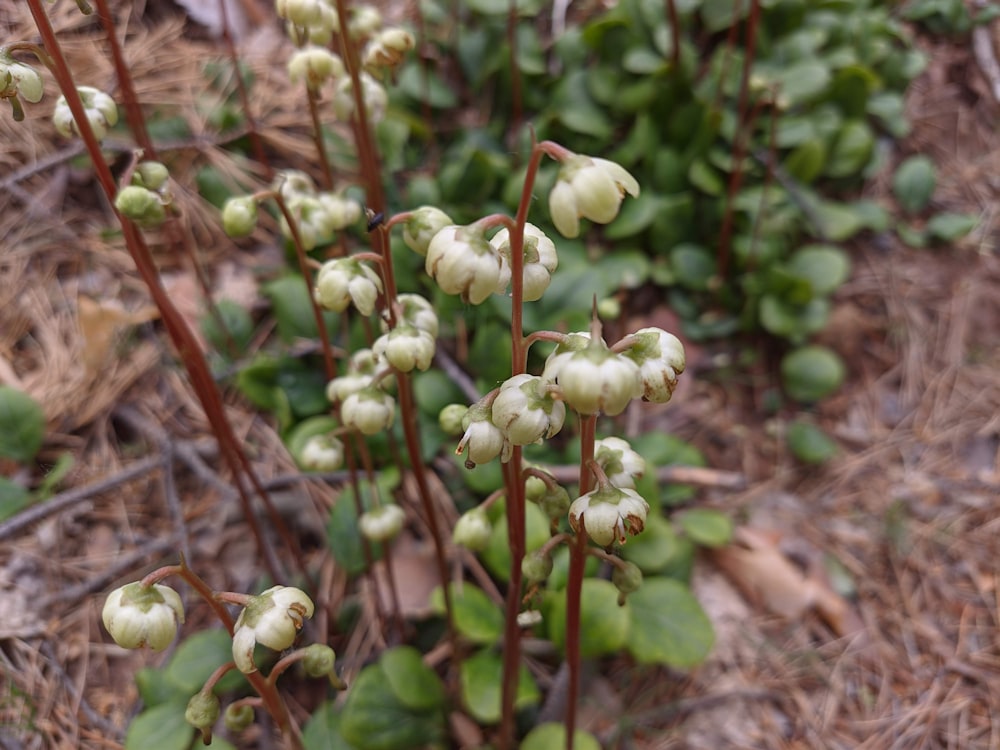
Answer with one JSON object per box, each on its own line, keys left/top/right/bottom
{"left": 402, "top": 206, "right": 453, "bottom": 257}
{"left": 453, "top": 509, "right": 492, "bottom": 551}
{"left": 612, "top": 561, "right": 643, "bottom": 594}
{"left": 133, "top": 161, "right": 169, "bottom": 191}
{"left": 301, "top": 643, "right": 337, "bottom": 678}
{"left": 438, "top": 404, "right": 468, "bottom": 436}
{"left": 524, "top": 475, "right": 548, "bottom": 503}
{"left": 185, "top": 690, "right": 220, "bottom": 732}
{"left": 522, "top": 550, "right": 553, "bottom": 583}
{"left": 222, "top": 196, "right": 258, "bottom": 238}
{"left": 115, "top": 185, "right": 166, "bottom": 228}
{"left": 224, "top": 703, "right": 255, "bottom": 733}
{"left": 539, "top": 484, "right": 571, "bottom": 520}
{"left": 358, "top": 504, "right": 406, "bottom": 542}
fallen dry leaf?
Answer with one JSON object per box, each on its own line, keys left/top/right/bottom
{"left": 77, "top": 295, "right": 159, "bottom": 374}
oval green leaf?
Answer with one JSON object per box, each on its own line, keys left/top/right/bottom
{"left": 892, "top": 155, "right": 936, "bottom": 215}
{"left": 787, "top": 420, "right": 839, "bottom": 464}
{"left": 521, "top": 723, "right": 601, "bottom": 750}
{"left": 380, "top": 646, "right": 447, "bottom": 712}
{"left": 677, "top": 508, "right": 733, "bottom": 548}
{"left": 430, "top": 583, "right": 503, "bottom": 645}
{"left": 547, "top": 578, "right": 631, "bottom": 657}
{"left": 786, "top": 245, "right": 851, "bottom": 296}
{"left": 626, "top": 578, "right": 714, "bottom": 668}
{"left": 781, "top": 345, "right": 846, "bottom": 403}
{"left": 459, "top": 648, "right": 540, "bottom": 724}
{"left": 0, "top": 386, "right": 44, "bottom": 463}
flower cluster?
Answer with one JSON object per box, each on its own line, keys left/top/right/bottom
{"left": 274, "top": 169, "right": 362, "bottom": 250}
{"left": 115, "top": 161, "right": 173, "bottom": 229}
{"left": 53, "top": 85, "right": 117, "bottom": 140}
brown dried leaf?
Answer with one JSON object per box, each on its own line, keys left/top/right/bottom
{"left": 77, "top": 295, "right": 159, "bottom": 373}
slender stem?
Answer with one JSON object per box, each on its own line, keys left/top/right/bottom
{"left": 665, "top": 0, "right": 681, "bottom": 70}
{"left": 565, "top": 413, "right": 597, "bottom": 750}
{"left": 306, "top": 85, "right": 334, "bottom": 189}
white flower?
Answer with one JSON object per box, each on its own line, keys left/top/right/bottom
{"left": 332, "top": 71, "right": 387, "bottom": 124}
{"left": 373, "top": 324, "right": 435, "bottom": 373}
{"left": 491, "top": 374, "right": 565, "bottom": 446}
{"left": 456, "top": 404, "right": 505, "bottom": 466}
{"left": 280, "top": 195, "right": 328, "bottom": 250}
{"left": 490, "top": 223, "right": 558, "bottom": 302}
{"left": 348, "top": 347, "right": 386, "bottom": 375}
{"left": 621, "top": 327, "right": 686, "bottom": 403}
{"left": 426, "top": 225, "right": 503, "bottom": 304}
{"left": 326, "top": 373, "right": 372, "bottom": 403}
{"left": 540, "top": 332, "right": 592, "bottom": 383}
{"left": 388, "top": 293, "right": 439, "bottom": 337}
{"left": 288, "top": 46, "right": 345, "bottom": 90}
{"left": 363, "top": 27, "right": 415, "bottom": 68}
{"left": 53, "top": 86, "right": 118, "bottom": 140}
{"left": 102, "top": 582, "right": 184, "bottom": 651}
{"left": 232, "top": 586, "right": 314, "bottom": 674}
{"left": 341, "top": 387, "right": 395, "bottom": 435}
{"left": 298, "top": 434, "right": 344, "bottom": 472}
{"left": 548, "top": 154, "right": 639, "bottom": 238}
{"left": 568, "top": 486, "right": 649, "bottom": 547}
{"left": 0, "top": 54, "right": 43, "bottom": 104}
{"left": 358, "top": 504, "right": 406, "bottom": 542}
{"left": 276, "top": 169, "right": 317, "bottom": 202}
{"left": 222, "top": 196, "right": 258, "bottom": 238}
{"left": 452, "top": 509, "right": 492, "bottom": 551}
{"left": 594, "top": 437, "right": 645, "bottom": 489}
{"left": 550, "top": 338, "right": 642, "bottom": 416}
{"left": 317, "top": 192, "right": 362, "bottom": 232}
{"left": 276, "top": 0, "right": 325, "bottom": 27}
{"left": 402, "top": 207, "right": 453, "bottom": 257}
{"left": 314, "top": 258, "right": 383, "bottom": 316}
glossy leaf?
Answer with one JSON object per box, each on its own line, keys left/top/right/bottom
{"left": 627, "top": 578, "right": 714, "bottom": 668}
{"left": 0, "top": 477, "right": 32, "bottom": 522}
{"left": 547, "top": 579, "right": 631, "bottom": 657}
{"left": 786, "top": 245, "right": 851, "bottom": 296}
{"left": 302, "top": 702, "right": 354, "bottom": 750}
{"left": 340, "top": 664, "right": 446, "bottom": 750}
{"left": 430, "top": 583, "right": 503, "bottom": 645}
{"left": 459, "top": 648, "right": 540, "bottom": 723}
{"left": 165, "top": 629, "right": 245, "bottom": 695}
{"left": 380, "top": 646, "right": 447, "bottom": 712}
{"left": 521, "top": 723, "right": 601, "bottom": 750}
{"left": 927, "top": 212, "right": 977, "bottom": 242}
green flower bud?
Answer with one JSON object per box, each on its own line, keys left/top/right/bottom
{"left": 539, "top": 484, "right": 571, "bottom": 520}
{"left": 301, "top": 643, "right": 337, "bottom": 678}
{"left": 115, "top": 185, "right": 166, "bottom": 228}
{"left": 453, "top": 509, "right": 492, "bottom": 551}
{"left": 133, "top": 161, "right": 169, "bottom": 191}
{"left": 438, "top": 404, "right": 468, "bottom": 436}
{"left": 524, "top": 475, "right": 548, "bottom": 503}
{"left": 224, "top": 703, "right": 255, "bottom": 733}
{"left": 612, "top": 561, "right": 643, "bottom": 594}
{"left": 341, "top": 387, "right": 395, "bottom": 435}
{"left": 522, "top": 550, "right": 553, "bottom": 583}
{"left": 185, "top": 690, "right": 220, "bottom": 731}
{"left": 222, "top": 196, "right": 259, "bottom": 238}
{"left": 358, "top": 504, "right": 406, "bottom": 542}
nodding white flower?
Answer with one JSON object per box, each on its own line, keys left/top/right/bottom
{"left": 332, "top": 71, "right": 387, "bottom": 124}
{"left": 456, "top": 403, "right": 505, "bottom": 467}
{"left": 426, "top": 225, "right": 503, "bottom": 305}
{"left": 53, "top": 86, "right": 118, "bottom": 140}
{"left": 317, "top": 192, "right": 362, "bottom": 232}
{"left": 358, "top": 504, "right": 406, "bottom": 542}
{"left": 280, "top": 195, "right": 328, "bottom": 250}
{"left": 326, "top": 373, "right": 372, "bottom": 403}
{"left": 0, "top": 54, "right": 43, "bottom": 105}
{"left": 232, "top": 586, "right": 314, "bottom": 674}
{"left": 540, "top": 332, "right": 592, "bottom": 383}
{"left": 314, "top": 258, "right": 383, "bottom": 316}
{"left": 222, "top": 197, "right": 258, "bottom": 237}
{"left": 402, "top": 207, "right": 453, "bottom": 257}
{"left": 373, "top": 324, "right": 435, "bottom": 372}
{"left": 452, "top": 508, "right": 492, "bottom": 551}
{"left": 548, "top": 154, "right": 639, "bottom": 239}
{"left": 386, "top": 293, "right": 439, "bottom": 338}
{"left": 550, "top": 338, "right": 642, "bottom": 416}
{"left": 288, "top": 46, "right": 345, "bottom": 90}
{"left": 275, "top": 0, "right": 325, "bottom": 27}
{"left": 363, "top": 27, "right": 415, "bottom": 69}
{"left": 298, "top": 434, "right": 344, "bottom": 472}
{"left": 102, "top": 582, "right": 184, "bottom": 651}
{"left": 594, "top": 436, "right": 646, "bottom": 489}
{"left": 490, "top": 223, "right": 559, "bottom": 302}
{"left": 568, "top": 486, "right": 649, "bottom": 547}
{"left": 348, "top": 4, "right": 382, "bottom": 40}
{"left": 341, "top": 387, "right": 395, "bottom": 435}
{"left": 276, "top": 169, "right": 317, "bottom": 202}
{"left": 621, "top": 327, "right": 686, "bottom": 403}
{"left": 490, "top": 374, "right": 565, "bottom": 447}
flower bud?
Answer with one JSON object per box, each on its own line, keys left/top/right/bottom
{"left": 53, "top": 86, "right": 118, "bottom": 140}
{"left": 222, "top": 196, "right": 259, "bottom": 238}
{"left": 301, "top": 643, "right": 337, "bottom": 678}
{"left": 453, "top": 508, "right": 492, "bottom": 551}
{"left": 280, "top": 195, "right": 327, "bottom": 250}
{"left": 552, "top": 338, "right": 642, "bottom": 416}
{"left": 115, "top": 185, "right": 166, "bottom": 228}
{"left": 349, "top": 347, "right": 387, "bottom": 375}
{"left": 612, "top": 561, "right": 643, "bottom": 594}
{"left": 102, "top": 582, "right": 185, "bottom": 651}
{"left": 594, "top": 436, "right": 645, "bottom": 489}
{"left": 0, "top": 54, "right": 44, "bottom": 105}
{"left": 540, "top": 332, "right": 591, "bottom": 383}
{"left": 333, "top": 71, "right": 387, "bottom": 124}
{"left": 621, "top": 327, "right": 686, "bottom": 403}
{"left": 387, "top": 293, "right": 439, "bottom": 337}
{"left": 402, "top": 207, "right": 453, "bottom": 257}
{"left": 548, "top": 154, "right": 639, "bottom": 239}
{"left": 133, "top": 162, "right": 170, "bottom": 191}
{"left": 297, "top": 434, "right": 344, "bottom": 472}
{"left": 491, "top": 374, "right": 565, "bottom": 446}
{"left": 522, "top": 550, "right": 553, "bottom": 583}
{"left": 276, "top": 0, "right": 324, "bottom": 27}
{"left": 373, "top": 324, "right": 435, "bottom": 372}
{"left": 490, "top": 223, "right": 558, "bottom": 302}
{"left": 358, "top": 504, "right": 406, "bottom": 542}
{"left": 568, "top": 486, "right": 649, "bottom": 547}
{"left": 426, "top": 224, "right": 503, "bottom": 304}
{"left": 517, "top": 610, "right": 543, "bottom": 628}
{"left": 341, "top": 387, "right": 395, "bottom": 435}
{"left": 538, "top": 484, "right": 571, "bottom": 520}
{"left": 232, "top": 586, "right": 315, "bottom": 674}
{"left": 276, "top": 169, "right": 317, "bottom": 202}
{"left": 185, "top": 690, "right": 220, "bottom": 732}
{"left": 326, "top": 373, "right": 372, "bottom": 403}
{"left": 317, "top": 192, "right": 362, "bottom": 232}
{"left": 349, "top": 5, "right": 382, "bottom": 39}
{"left": 524, "top": 474, "right": 548, "bottom": 503}
{"left": 439, "top": 403, "right": 468, "bottom": 436}
{"left": 288, "top": 46, "right": 345, "bottom": 90}
{"left": 224, "top": 703, "right": 255, "bottom": 733}
{"left": 456, "top": 403, "right": 505, "bottom": 467}
{"left": 314, "top": 258, "right": 383, "bottom": 316}
{"left": 363, "top": 27, "right": 415, "bottom": 68}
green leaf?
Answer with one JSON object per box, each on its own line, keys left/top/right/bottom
{"left": 340, "top": 664, "right": 446, "bottom": 750}
{"left": 687, "top": 159, "right": 725, "bottom": 196}
{"left": 927, "top": 212, "right": 978, "bottom": 242}
{"left": 677, "top": 508, "right": 732, "bottom": 548}
{"left": 621, "top": 513, "right": 687, "bottom": 574}
{"left": 0, "top": 386, "right": 45, "bottom": 463}
{"left": 892, "top": 155, "right": 936, "bottom": 214}
{"left": 786, "top": 245, "right": 851, "bottom": 296}
{"left": 604, "top": 192, "right": 664, "bottom": 239}
{"left": 811, "top": 200, "right": 867, "bottom": 242}
{"left": 759, "top": 295, "right": 829, "bottom": 341}
{"left": 781, "top": 345, "right": 846, "bottom": 403}
{"left": 134, "top": 667, "right": 183, "bottom": 708}
{"left": 124, "top": 700, "right": 191, "bottom": 750}
{"left": 284, "top": 416, "right": 340, "bottom": 467}
{"left": 165, "top": 629, "right": 244, "bottom": 695}
{"left": 787, "top": 420, "right": 839, "bottom": 464}
{"left": 302, "top": 701, "right": 354, "bottom": 750}
{"left": 670, "top": 244, "right": 716, "bottom": 291}
{"left": 783, "top": 139, "right": 827, "bottom": 184}
{"left": 701, "top": 0, "right": 749, "bottom": 32}
{"left": 547, "top": 579, "right": 631, "bottom": 658}
{"left": 380, "top": 646, "right": 447, "bottom": 712}
{"left": 430, "top": 583, "right": 504, "bottom": 645}
{"left": 825, "top": 120, "right": 874, "bottom": 178}
{"left": 327, "top": 488, "right": 382, "bottom": 575}
{"left": 554, "top": 70, "right": 613, "bottom": 138}
{"left": 521, "top": 723, "right": 601, "bottom": 750}
{"left": 0, "top": 477, "right": 32, "bottom": 522}
{"left": 396, "top": 64, "right": 458, "bottom": 109}
{"left": 480, "top": 501, "right": 549, "bottom": 583}
{"left": 775, "top": 60, "right": 833, "bottom": 107}
{"left": 627, "top": 578, "right": 714, "bottom": 668}
{"left": 263, "top": 275, "right": 336, "bottom": 343}
{"left": 201, "top": 299, "right": 254, "bottom": 355}
{"left": 459, "top": 648, "right": 540, "bottom": 724}
{"left": 412, "top": 369, "right": 466, "bottom": 419}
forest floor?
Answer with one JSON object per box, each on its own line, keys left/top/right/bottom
{"left": 1, "top": 2, "right": 999, "bottom": 749}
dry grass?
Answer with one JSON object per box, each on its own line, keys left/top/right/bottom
{"left": 1, "top": 3, "right": 999, "bottom": 749}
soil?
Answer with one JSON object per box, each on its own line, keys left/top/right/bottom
{"left": 1, "top": 2, "right": 998, "bottom": 749}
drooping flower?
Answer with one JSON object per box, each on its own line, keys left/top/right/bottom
{"left": 102, "top": 582, "right": 185, "bottom": 651}
{"left": 621, "top": 327, "right": 686, "bottom": 403}
{"left": 490, "top": 223, "right": 558, "bottom": 302}
{"left": 490, "top": 374, "right": 565, "bottom": 446}
{"left": 232, "top": 586, "right": 314, "bottom": 674}
{"left": 568, "top": 485, "right": 649, "bottom": 547}
{"left": 548, "top": 154, "right": 639, "bottom": 239}
{"left": 425, "top": 224, "right": 503, "bottom": 305}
